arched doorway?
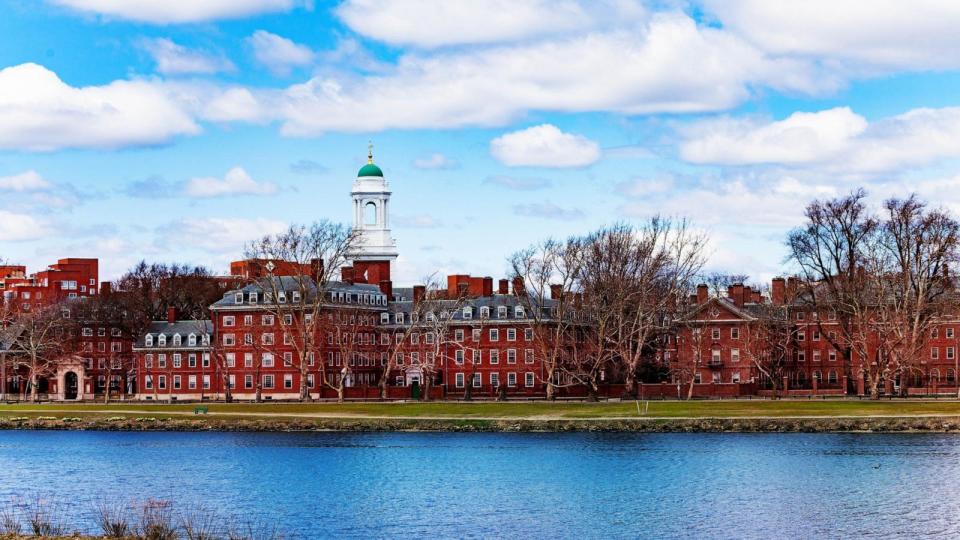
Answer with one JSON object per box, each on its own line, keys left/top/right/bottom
{"left": 64, "top": 372, "right": 78, "bottom": 400}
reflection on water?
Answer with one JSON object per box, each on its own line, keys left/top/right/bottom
{"left": 0, "top": 431, "right": 958, "bottom": 539}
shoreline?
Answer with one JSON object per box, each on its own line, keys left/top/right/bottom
{"left": 6, "top": 415, "right": 960, "bottom": 433}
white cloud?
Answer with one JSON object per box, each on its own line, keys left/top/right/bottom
{"left": 49, "top": 0, "right": 302, "bottom": 24}
{"left": 0, "top": 171, "right": 53, "bottom": 192}
{"left": 185, "top": 167, "right": 278, "bottom": 198}
{"left": 274, "top": 13, "right": 822, "bottom": 134}
{"left": 336, "top": 0, "right": 645, "bottom": 48}
{"left": 141, "top": 38, "right": 234, "bottom": 75}
{"left": 159, "top": 217, "right": 287, "bottom": 252}
{"left": 0, "top": 211, "right": 52, "bottom": 241}
{"left": 680, "top": 106, "right": 960, "bottom": 173}
{"left": 703, "top": 0, "right": 960, "bottom": 72}
{"left": 491, "top": 124, "right": 600, "bottom": 168}
{"left": 615, "top": 176, "right": 673, "bottom": 198}
{"left": 0, "top": 63, "right": 199, "bottom": 151}
{"left": 248, "top": 30, "right": 314, "bottom": 75}
{"left": 513, "top": 202, "right": 585, "bottom": 220}
{"left": 412, "top": 153, "right": 459, "bottom": 170}
{"left": 484, "top": 175, "right": 552, "bottom": 191}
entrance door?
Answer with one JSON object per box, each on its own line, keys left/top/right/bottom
{"left": 64, "top": 372, "right": 78, "bottom": 400}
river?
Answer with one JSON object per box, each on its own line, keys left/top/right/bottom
{"left": 0, "top": 431, "right": 957, "bottom": 538}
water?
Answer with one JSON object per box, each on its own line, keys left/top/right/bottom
{"left": 0, "top": 431, "right": 958, "bottom": 539}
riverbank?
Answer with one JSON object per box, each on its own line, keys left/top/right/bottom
{"left": 7, "top": 400, "right": 960, "bottom": 431}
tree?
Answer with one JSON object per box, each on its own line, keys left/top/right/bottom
{"left": 72, "top": 292, "right": 135, "bottom": 403}
{"left": 509, "top": 237, "right": 585, "bottom": 400}
{"left": 244, "top": 221, "right": 359, "bottom": 401}
{"left": 8, "top": 303, "right": 77, "bottom": 402}
{"left": 578, "top": 220, "right": 707, "bottom": 398}
{"left": 740, "top": 303, "right": 793, "bottom": 399}
{"left": 787, "top": 190, "right": 878, "bottom": 395}
{"left": 411, "top": 288, "right": 469, "bottom": 402}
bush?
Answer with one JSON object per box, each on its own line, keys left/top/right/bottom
{"left": 94, "top": 499, "right": 132, "bottom": 538}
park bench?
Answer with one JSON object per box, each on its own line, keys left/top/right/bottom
{"left": 193, "top": 406, "right": 209, "bottom": 415}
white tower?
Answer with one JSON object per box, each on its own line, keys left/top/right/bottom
{"left": 350, "top": 143, "right": 398, "bottom": 262}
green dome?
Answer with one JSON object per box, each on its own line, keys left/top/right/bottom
{"left": 357, "top": 163, "right": 383, "bottom": 177}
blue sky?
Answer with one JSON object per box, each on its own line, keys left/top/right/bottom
{"left": 3, "top": 0, "right": 960, "bottom": 286}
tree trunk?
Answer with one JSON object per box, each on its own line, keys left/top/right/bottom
{"left": 29, "top": 371, "right": 38, "bottom": 403}
{"left": 869, "top": 372, "right": 881, "bottom": 400}
{"left": 336, "top": 382, "right": 345, "bottom": 403}
{"left": 623, "top": 372, "right": 637, "bottom": 399}
{"left": 299, "top": 366, "right": 310, "bottom": 402}
{"left": 255, "top": 383, "right": 262, "bottom": 403}
{"left": 223, "top": 374, "right": 233, "bottom": 403}
{"left": 422, "top": 377, "right": 433, "bottom": 402}
{"left": 686, "top": 374, "right": 696, "bottom": 400}
{"left": 379, "top": 376, "right": 389, "bottom": 400}
{"left": 586, "top": 382, "right": 599, "bottom": 402}
{"left": 463, "top": 381, "right": 472, "bottom": 401}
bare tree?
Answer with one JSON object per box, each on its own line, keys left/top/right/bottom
{"left": 509, "top": 237, "right": 585, "bottom": 400}
{"left": 740, "top": 303, "right": 793, "bottom": 399}
{"left": 673, "top": 295, "right": 710, "bottom": 400}
{"left": 413, "top": 290, "right": 469, "bottom": 402}
{"left": 7, "top": 303, "right": 77, "bottom": 402}
{"left": 244, "top": 221, "right": 359, "bottom": 401}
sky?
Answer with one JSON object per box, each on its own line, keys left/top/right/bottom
{"left": 3, "top": 0, "right": 960, "bottom": 286}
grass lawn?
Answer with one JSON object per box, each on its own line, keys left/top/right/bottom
{"left": 5, "top": 399, "right": 960, "bottom": 420}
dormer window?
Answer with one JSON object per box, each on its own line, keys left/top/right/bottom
{"left": 515, "top": 306, "right": 525, "bottom": 318}
{"left": 158, "top": 334, "right": 167, "bottom": 347}
{"left": 202, "top": 334, "right": 210, "bottom": 345}
{"left": 440, "top": 311, "right": 449, "bottom": 320}
{"left": 188, "top": 334, "right": 197, "bottom": 346}
{"left": 249, "top": 292, "right": 258, "bottom": 304}
{"left": 292, "top": 291, "right": 301, "bottom": 302}
{"left": 145, "top": 334, "right": 153, "bottom": 347}
{"left": 426, "top": 311, "right": 436, "bottom": 322}
{"left": 498, "top": 306, "right": 507, "bottom": 319}
{"left": 172, "top": 334, "right": 182, "bottom": 346}
{"left": 396, "top": 312, "right": 405, "bottom": 324}
{"left": 380, "top": 313, "right": 390, "bottom": 324}
{"left": 234, "top": 293, "right": 243, "bottom": 304}
{"left": 463, "top": 307, "right": 473, "bottom": 319}
{"left": 480, "top": 307, "right": 490, "bottom": 319}
{"left": 278, "top": 291, "right": 286, "bottom": 303}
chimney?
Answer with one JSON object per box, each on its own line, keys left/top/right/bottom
{"left": 786, "top": 277, "right": 798, "bottom": 302}
{"left": 379, "top": 279, "right": 392, "bottom": 298}
{"left": 167, "top": 307, "right": 177, "bottom": 324}
{"left": 498, "top": 279, "right": 509, "bottom": 295}
{"left": 512, "top": 276, "right": 525, "bottom": 296}
{"left": 771, "top": 277, "right": 785, "bottom": 306}
{"left": 341, "top": 266, "right": 354, "bottom": 284}
{"left": 311, "top": 258, "right": 324, "bottom": 281}
{"left": 696, "top": 284, "right": 708, "bottom": 304}
{"left": 689, "top": 293, "right": 698, "bottom": 305}
{"left": 550, "top": 284, "right": 563, "bottom": 300}
{"left": 413, "top": 285, "right": 426, "bottom": 305}
{"left": 728, "top": 283, "right": 745, "bottom": 307}
{"left": 100, "top": 281, "right": 112, "bottom": 295}
{"left": 751, "top": 289, "right": 762, "bottom": 304}
{"left": 482, "top": 277, "right": 494, "bottom": 297}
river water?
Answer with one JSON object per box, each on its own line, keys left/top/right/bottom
{"left": 0, "top": 431, "right": 957, "bottom": 539}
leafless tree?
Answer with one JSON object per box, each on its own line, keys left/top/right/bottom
{"left": 509, "top": 237, "right": 585, "bottom": 400}
{"left": 7, "top": 303, "right": 77, "bottom": 402}
{"left": 413, "top": 289, "right": 469, "bottom": 402}
{"left": 740, "top": 303, "right": 794, "bottom": 399}
{"left": 244, "top": 221, "right": 359, "bottom": 401}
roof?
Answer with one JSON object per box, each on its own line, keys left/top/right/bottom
{"left": 210, "top": 276, "right": 386, "bottom": 309}
{"left": 357, "top": 163, "right": 383, "bottom": 177}
{"left": 386, "top": 294, "right": 557, "bottom": 323}
{"left": 135, "top": 319, "right": 213, "bottom": 348}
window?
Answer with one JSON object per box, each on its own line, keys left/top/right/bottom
{"left": 455, "top": 373, "right": 465, "bottom": 388}
{"left": 244, "top": 315, "right": 253, "bottom": 326}
{"left": 525, "top": 372, "right": 535, "bottom": 387}
{"left": 158, "top": 375, "right": 167, "bottom": 390}
{"left": 463, "top": 307, "right": 473, "bottom": 319}
{"left": 730, "top": 327, "right": 739, "bottom": 339}
{"left": 490, "top": 373, "right": 500, "bottom": 387}
{"left": 188, "top": 334, "right": 197, "bottom": 346}
{"left": 173, "top": 354, "right": 182, "bottom": 368}
{"left": 829, "top": 350, "right": 837, "bottom": 362}
{"left": 507, "top": 349, "right": 517, "bottom": 364}
{"left": 283, "top": 314, "right": 293, "bottom": 326}
{"left": 228, "top": 375, "right": 236, "bottom": 389}
{"left": 797, "top": 331, "right": 805, "bottom": 342}
{"left": 525, "top": 328, "right": 533, "bottom": 341}
{"left": 480, "top": 307, "right": 490, "bottom": 319}
{"left": 82, "top": 327, "right": 93, "bottom": 337}
{"left": 932, "top": 347, "right": 940, "bottom": 360}
{"left": 396, "top": 312, "right": 405, "bottom": 324}
{"left": 262, "top": 353, "right": 274, "bottom": 367}
{"left": 472, "top": 329, "right": 481, "bottom": 342}
{"left": 158, "top": 354, "right": 167, "bottom": 369}
{"left": 932, "top": 328, "right": 940, "bottom": 338}
{"left": 173, "top": 375, "right": 182, "bottom": 390}
{"left": 262, "top": 333, "right": 274, "bottom": 345}
{"left": 144, "top": 375, "right": 153, "bottom": 390}
{"left": 490, "top": 350, "right": 500, "bottom": 364}
{"left": 292, "top": 291, "right": 301, "bottom": 302}
{"left": 949, "top": 328, "right": 956, "bottom": 339}
{"left": 515, "top": 306, "right": 525, "bottom": 318}
{"left": 145, "top": 354, "right": 153, "bottom": 369}
{"left": 796, "top": 311, "right": 805, "bottom": 321}
{"left": 172, "top": 334, "right": 182, "bottom": 346}
{"left": 245, "top": 375, "right": 253, "bottom": 389}
{"left": 828, "top": 370, "right": 838, "bottom": 384}
{"left": 284, "top": 352, "right": 293, "bottom": 366}
{"left": 223, "top": 315, "right": 235, "bottom": 327}
{"left": 711, "top": 372, "right": 721, "bottom": 384}
{"left": 507, "top": 328, "right": 516, "bottom": 341}
{"left": 188, "top": 375, "right": 196, "bottom": 390}
{"left": 455, "top": 329, "right": 465, "bottom": 342}
{"left": 226, "top": 353, "right": 236, "bottom": 368}
{"left": 381, "top": 313, "right": 390, "bottom": 324}
{"left": 949, "top": 347, "right": 956, "bottom": 360}
{"left": 497, "top": 306, "right": 507, "bottom": 319}
{"left": 711, "top": 350, "right": 721, "bottom": 364}
{"left": 263, "top": 375, "right": 275, "bottom": 389}
{"left": 284, "top": 374, "right": 293, "bottom": 389}
{"left": 234, "top": 293, "right": 243, "bottom": 304}
{"left": 813, "top": 350, "right": 821, "bottom": 362}
{"left": 525, "top": 349, "right": 534, "bottom": 364}
{"left": 145, "top": 335, "right": 153, "bottom": 347}
{"left": 812, "top": 330, "right": 821, "bottom": 342}
{"left": 731, "top": 348, "right": 740, "bottom": 363}
{"left": 455, "top": 350, "right": 464, "bottom": 364}
{"left": 244, "top": 353, "right": 253, "bottom": 368}
{"left": 158, "top": 334, "right": 167, "bottom": 347}
{"left": 797, "top": 351, "right": 806, "bottom": 362}
{"left": 262, "top": 315, "right": 274, "bottom": 326}
{"left": 307, "top": 374, "right": 315, "bottom": 388}
{"left": 223, "top": 334, "right": 235, "bottom": 347}
{"left": 694, "top": 373, "right": 702, "bottom": 384}
{"left": 711, "top": 328, "right": 720, "bottom": 340}
{"left": 187, "top": 354, "right": 197, "bottom": 368}
{"left": 489, "top": 329, "right": 499, "bottom": 342}
{"left": 472, "top": 373, "right": 481, "bottom": 388}
{"left": 507, "top": 372, "right": 517, "bottom": 387}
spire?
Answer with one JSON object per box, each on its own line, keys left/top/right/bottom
{"left": 367, "top": 140, "right": 374, "bottom": 164}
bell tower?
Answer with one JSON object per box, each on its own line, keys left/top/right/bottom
{"left": 348, "top": 143, "right": 397, "bottom": 287}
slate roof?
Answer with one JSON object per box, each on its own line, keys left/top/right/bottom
{"left": 135, "top": 320, "right": 213, "bottom": 348}
{"left": 210, "top": 276, "right": 386, "bottom": 308}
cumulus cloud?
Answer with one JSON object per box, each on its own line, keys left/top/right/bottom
{"left": 412, "top": 153, "right": 459, "bottom": 170}
{"left": 185, "top": 167, "right": 278, "bottom": 198}
{"left": 248, "top": 30, "right": 314, "bottom": 75}
{"left": 0, "top": 171, "right": 53, "bottom": 192}
{"left": 0, "top": 211, "right": 52, "bottom": 241}
{"left": 513, "top": 202, "right": 584, "bottom": 220}
{"left": 158, "top": 217, "right": 287, "bottom": 252}
{"left": 141, "top": 38, "right": 234, "bottom": 75}
{"left": 49, "top": 0, "right": 303, "bottom": 24}
{"left": 483, "top": 175, "right": 552, "bottom": 191}
{"left": 703, "top": 0, "right": 960, "bottom": 73}
{"left": 490, "top": 124, "right": 601, "bottom": 168}
{"left": 336, "top": 0, "right": 645, "bottom": 48}
{"left": 0, "top": 63, "right": 199, "bottom": 151}
{"left": 680, "top": 106, "right": 960, "bottom": 173}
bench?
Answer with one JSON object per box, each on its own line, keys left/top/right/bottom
{"left": 193, "top": 406, "right": 209, "bottom": 415}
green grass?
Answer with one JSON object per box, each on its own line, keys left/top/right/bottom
{"left": 5, "top": 399, "right": 960, "bottom": 420}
